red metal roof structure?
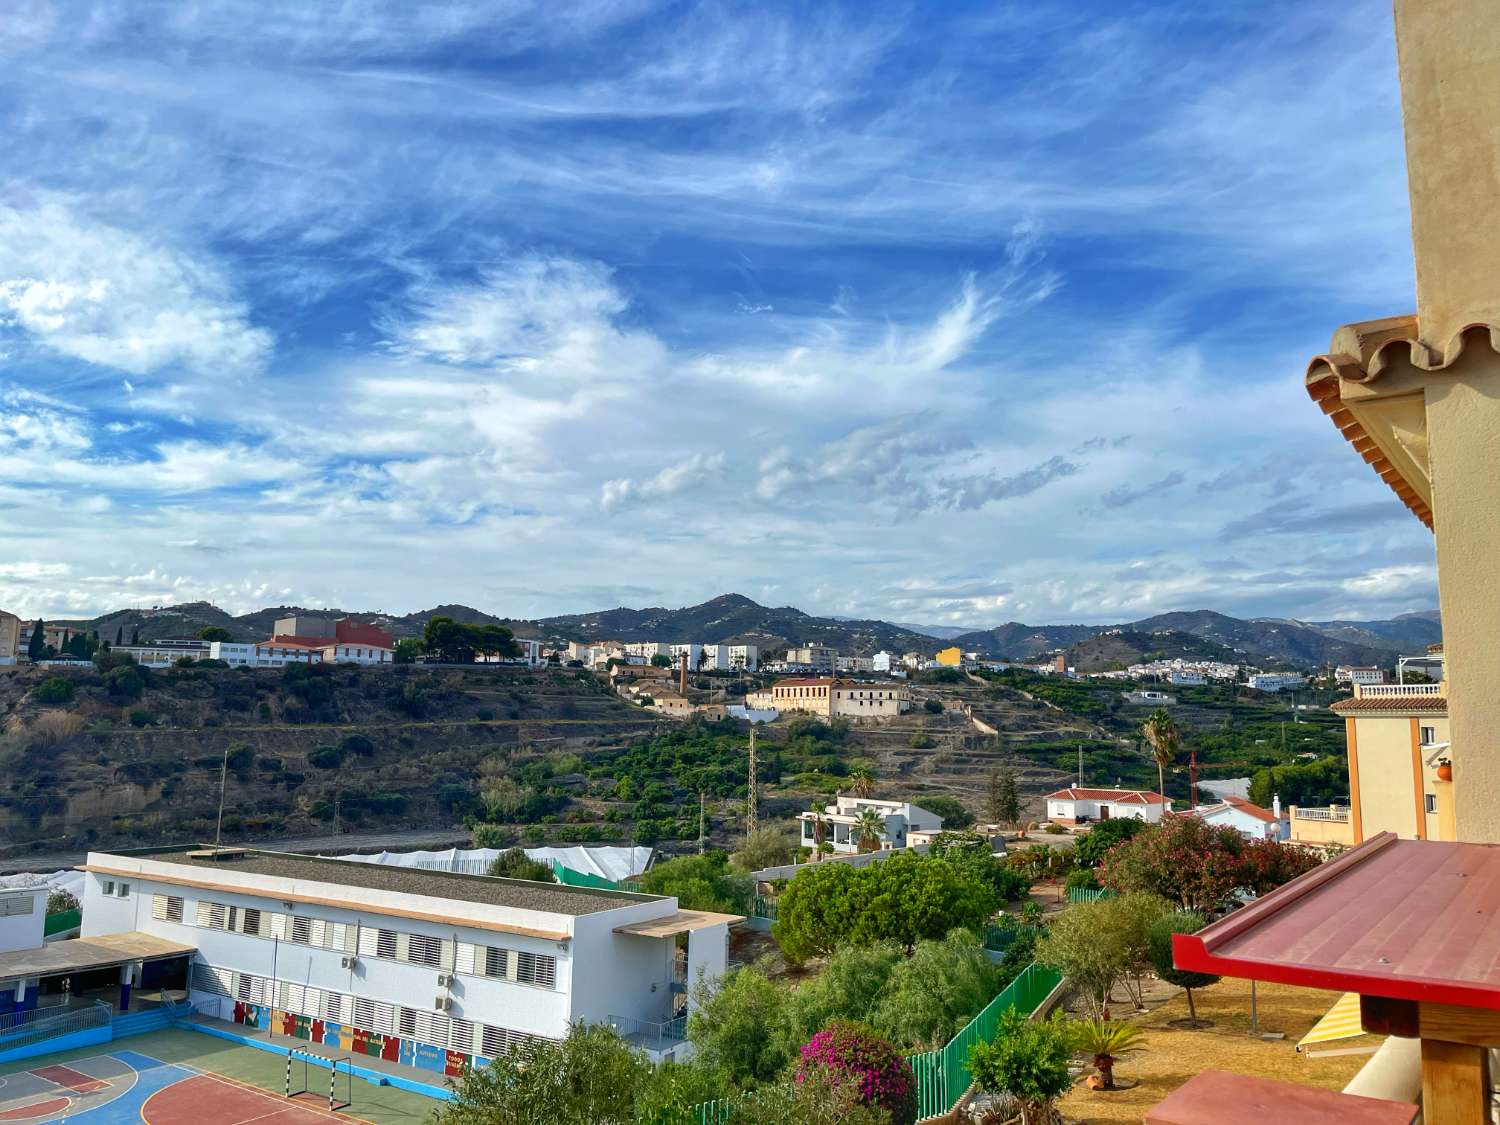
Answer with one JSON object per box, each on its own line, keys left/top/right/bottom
{"left": 1172, "top": 833, "right": 1500, "bottom": 1011}
{"left": 1145, "top": 1070, "right": 1416, "bottom": 1125}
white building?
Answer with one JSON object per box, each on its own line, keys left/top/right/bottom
{"left": 797, "top": 797, "right": 942, "bottom": 855}
{"left": 75, "top": 846, "right": 739, "bottom": 1067}
{"left": 726, "top": 645, "right": 759, "bottom": 671}
{"left": 785, "top": 645, "right": 838, "bottom": 670}
{"left": 210, "top": 640, "right": 321, "bottom": 668}
{"left": 1044, "top": 787, "right": 1169, "bottom": 825}
{"left": 1193, "top": 795, "right": 1287, "bottom": 841}
{"left": 1123, "top": 690, "right": 1177, "bottom": 705}
{"left": 836, "top": 655, "right": 875, "bottom": 674}
{"left": 871, "top": 651, "right": 896, "bottom": 673}
{"left": 114, "top": 639, "right": 212, "bottom": 668}
{"left": 1167, "top": 670, "right": 1206, "bottom": 686}
{"left": 1247, "top": 672, "right": 1307, "bottom": 693}
{"left": 1335, "top": 665, "right": 1388, "bottom": 685}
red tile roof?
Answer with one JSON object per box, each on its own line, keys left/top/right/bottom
{"left": 1330, "top": 695, "right": 1447, "bottom": 714}
{"left": 265, "top": 636, "right": 329, "bottom": 650}
{"left": 1201, "top": 795, "right": 1281, "bottom": 823}
{"left": 774, "top": 677, "right": 837, "bottom": 687}
{"left": 1045, "top": 786, "right": 1168, "bottom": 805}
{"left": 335, "top": 618, "right": 394, "bottom": 648}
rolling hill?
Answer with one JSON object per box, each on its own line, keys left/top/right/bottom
{"left": 44, "top": 594, "right": 1436, "bottom": 668}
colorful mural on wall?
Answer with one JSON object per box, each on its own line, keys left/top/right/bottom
{"left": 230, "top": 1002, "right": 471, "bottom": 1077}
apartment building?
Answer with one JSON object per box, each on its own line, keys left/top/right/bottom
{"left": 1335, "top": 665, "right": 1389, "bottom": 685}
{"left": 1246, "top": 672, "right": 1305, "bottom": 692}
{"left": 935, "top": 647, "right": 962, "bottom": 668}
{"left": 797, "top": 797, "right": 942, "bottom": 854}
{"left": 76, "top": 846, "right": 738, "bottom": 1068}
{"left": 1288, "top": 681, "right": 1450, "bottom": 849}
{"left": 785, "top": 645, "right": 838, "bottom": 670}
{"left": 113, "top": 639, "right": 211, "bottom": 667}
{"left": 0, "top": 611, "right": 21, "bottom": 665}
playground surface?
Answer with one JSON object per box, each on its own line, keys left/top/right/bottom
{"left": 0, "top": 1029, "right": 438, "bottom": 1125}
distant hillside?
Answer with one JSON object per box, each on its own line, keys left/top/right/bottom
{"left": 1065, "top": 629, "right": 1244, "bottom": 673}
{"left": 45, "top": 593, "right": 1437, "bottom": 667}
{"left": 534, "top": 593, "right": 934, "bottom": 654}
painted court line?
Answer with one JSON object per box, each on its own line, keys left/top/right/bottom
{"left": 29, "top": 1065, "right": 110, "bottom": 1093}
{"left": 0, "top": 1096, "right": 71, "bottom": 1121}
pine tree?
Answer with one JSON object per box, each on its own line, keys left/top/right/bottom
{"left": 988, "top": 765, "right": 1021, "bottom": 829}
{"left": 27, "top": 619, "right": 45, "bottom": 661}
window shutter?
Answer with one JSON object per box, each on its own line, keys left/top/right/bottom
{"left": 151, "top": 894, "right": 169, "bottom": 921}
{"left": 269, "top": 913, "right": 288, "bottom": 940}
{"left": 357, "top": 927, "right": 380, "bottom": 958}
{"left": 454, "top": 942, "right": 476, "bottom": 975}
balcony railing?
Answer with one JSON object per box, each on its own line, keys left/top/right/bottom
{"left": 606, "top": 1013, "right": 687, "bottom": 1051}
{"left": 1356, "top": 682, "right": 1443, "bottom": 698}
{"left": 1291, "top": 807, "right": 1350, "bottom": 823}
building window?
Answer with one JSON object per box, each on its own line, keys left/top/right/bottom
{"left": 407, "top": 933, "right": 443, "bottom": 967}
{"left": 1426, "top": 794, "right": 1438, "bottom": 814}
{"left": 1420, "top": 726, "right": 1437, "bottom": 746}
{"left": 0, "top": 896, "right": 34, "bottom": 917}
{"left": 375, "top": 928, "right": 398, "bottom": 960}
{"left": 101, "top": 880, "right": 115, "bottom": 896}
{"left": 516, "top": 951, "right": 557, "bottom": 989}
{"left": 151, "top": 894, "right": 185, "bottom": 923}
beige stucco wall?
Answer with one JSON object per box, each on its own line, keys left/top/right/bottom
{"left": 1350, "top": 714, "right": 1447, "bottom": 841}
{"left": 0, "top": 613, "right": 19, "bottom": 663}
{"left": 1287, "top": 811, "right": 1355, "bottom": 848}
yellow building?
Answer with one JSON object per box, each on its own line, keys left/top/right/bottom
{"left": 935, "top": 646, "right": 962, "bottom": 667}
{"left": 0, "top": 611, "right": 20, "bottom": 665}
{"left": 1302, "top": 1, "right": 1500, "bottom": 844}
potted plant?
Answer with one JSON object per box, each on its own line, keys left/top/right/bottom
{"left": 1438, "top": 759, "right": 1453, "bottom": 782}
{"left": 1071, "top": 1018, "right": 1143, "bottom": 1090}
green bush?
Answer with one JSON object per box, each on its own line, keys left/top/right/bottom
{"left": 337, "top": 733, "right": 376, "bottom": 757}
{"left": 471, "top": 823, "right": 517, "bottom": 848}
{"left": 307, "top": 746, "right": 343, "bottom": 769}
{"left": 640, "top": 852, "right": 752, "bottom": 914}
{"left": 128, "top": 708, "right": 155, "bottom": 728}
{"left": 918, "top": 795, "right": 973, "bottom": 830}
{"left": 35, "top": 677, "right": 75, "bottom": 704}
{"left": 487, "top": 848, "right": 556, "bottom": 882}
{"left": 967, "top": 1009, "right": 1074, "bottom": 1122}
{"left": 908, "top": 733, "right": 935, "bottom": 749}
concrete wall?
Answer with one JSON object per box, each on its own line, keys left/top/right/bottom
{"left": 0, "top": 888, "right": 46, "bottom": 955}
{"left": 566, "top": 909, "right": 676, "bottom": 1028}
{"left": 1350, "top": 715, "right": 1446, "bottom": 842}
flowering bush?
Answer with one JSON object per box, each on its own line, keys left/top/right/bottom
{"left": 797, "top": 1021, "right": 916, "bottom": 1125}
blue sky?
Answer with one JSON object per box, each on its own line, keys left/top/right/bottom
{"left": 0, "top": 0, "right": 1438, "bottom": 626}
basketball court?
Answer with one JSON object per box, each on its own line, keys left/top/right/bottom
{"left": 0, "top": 1030, "right": 437, "bottom": 1124}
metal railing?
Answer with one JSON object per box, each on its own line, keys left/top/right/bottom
{"left": 606, "top": 1013, "right": 687, "bottom": 1051}
{"left": 1292, "top": 806, "right": 1351, "bottom": 823}
{"left": 0, "top": 1001, "right": 111, "bottom": 1054}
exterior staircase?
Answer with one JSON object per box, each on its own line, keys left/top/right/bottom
{"left": 112, "top": 1004, "right": 177, "bottom": 1038}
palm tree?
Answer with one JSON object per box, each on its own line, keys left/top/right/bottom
{"left": 807, "top": 798, "right": 829, "bottom": 860}
{"left": 847, "top": 764, "right": 876, "bottom": 799}
{"left": 1141, "top": 708, "right": 1180, "bottom": 806}
{"left": 854, "top": 807, "right": 886, "bottom": 853}
{"left": 1072, "top": 1019, "right": 1144, "bottom": 1090}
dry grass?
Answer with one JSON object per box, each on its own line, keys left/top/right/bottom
{"left": 1059, "top": 977, "right": 1383, "bottom": 1124}
{"left": 30, "top": 710, "right": 85, "bottom": 744}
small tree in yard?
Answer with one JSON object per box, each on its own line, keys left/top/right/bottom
{"left": 1071, "top": 1019, "right": 1144, "bottom": 1091}
{"left": 1035, "top": 893, "right": 1168, "bottom": 1018}
{"left": 854, "top": 807, "right": 886, "bottom": 852}
{"left": 967, "top": 1009, "right": 1074, "bottom": 1125}
{"left": 1099, "top": 815, "right": 1246, "bottom": 915}
{"left": 988, "top": 766, "right": 1021, "bottom": 829}
{"left": 1148, "top": 911, "right": 1220, "bottom": 1026}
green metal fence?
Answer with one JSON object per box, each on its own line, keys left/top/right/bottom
{"left": 551, "top": 861, "right": 643, "bottom": 893}
{"left": 751, "top": 894, "right": 777, "bottom": 920}
{"left": 690, "top": 961, "right": 1062, "bottom": 1124}
{"left": 42, "top": 908, "right": 82, "bottom": 937}
{"left": 1066, "top": 886, "right": 1116, "bottom": 905}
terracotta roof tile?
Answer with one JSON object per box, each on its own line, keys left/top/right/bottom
{"left": 1330, "top": 695, "right": 1447, "bottom": 715}
{"left": 1046, "top": 786, "right": 1168, "bottom": 804}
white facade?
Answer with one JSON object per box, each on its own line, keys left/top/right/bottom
{"left": 1194, "top": 795, "right": 1287, "bottom": 842}
{"left": 797, "top": 797, "right": 943, "bottom": 854}
{"left": 1335, "top": 666, "right": 1388, "bottom": 685}
{"left": 210, "top": 641, "right": 319, "bottom": 667}
{"left": 80, "top": 848, "right": 735, "bottom": 1064}
{"left": 726, "top": 645, "right": 759, "bottom": 671}
{"left": 1123, "top": 690, "right": 1177, "bottom": 705}
{"left": 1045, "top": 787, "right": 1169, "bottom": 825}
{"left": 0, "top": 887, "right": 45, "bottom": 955}
{"left": 1247, "top": 672, "right": 1307, "bottom": 692}
{"left": 1167, "top": 670, "right": 1206, "bottom": 686}
{"left": 871, "top": 651, "right": 895, "bottom": 673}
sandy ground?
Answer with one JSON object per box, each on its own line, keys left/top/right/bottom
{"left": 1059, "top": 976, "right": 1383, "bottom": 1124}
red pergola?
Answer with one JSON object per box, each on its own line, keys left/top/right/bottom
{"left": 1163, "top": 833, "right": 1500, "bottom": 1125}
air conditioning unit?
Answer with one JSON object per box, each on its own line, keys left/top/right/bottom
{"left": 436, "top": 973, "right": 454, "bottom": 988}
{"left": 341, "top": 956, "right": 358, "bottom": 970}
{"left": 434, "top": 996, "right": 453, "bottom": 1011}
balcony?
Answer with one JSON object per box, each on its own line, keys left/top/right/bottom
{"left": 1288, "top": 806, "right": 1355, "bottom": 847}
{"left": 1355, "top": 683, "right": 1443, "bottom": 698}
{"left": 606, "top": 1013, "right": 687, "bottom": 1053}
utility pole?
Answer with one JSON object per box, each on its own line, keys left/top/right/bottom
{"left": 1189, "top": 749, "right": 1199, "bottom": 809}
{"left": 1077, "top": 744, "right": 1083, "bottom": 787}
{"left": 698, "top": 792, "right": 706, "bottom": 854}
{"left": 746, "top": 727, "right": 758, "bottom": 834}
{"left": 214, "top": 745, "right": 230, "bottom": 847}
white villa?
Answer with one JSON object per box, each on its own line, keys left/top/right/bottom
{"left": 1193, "top": 794, "right": 1287, "bottom": 841}
{"left": 797, "top": 797, "right": 943, "bottom": 854}
{"left": 1044, "top": 786, "right": 1170, "bottom": 826}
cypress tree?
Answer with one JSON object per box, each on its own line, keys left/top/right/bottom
{"left": 27, "top": 619, "right": 45, "bottom": 661}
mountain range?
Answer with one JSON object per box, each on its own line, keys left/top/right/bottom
{"left": 51, "top": 594, "right": 1440, "bottom": 670}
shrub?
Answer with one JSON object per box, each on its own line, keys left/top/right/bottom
{"left": 34, "top": 677, "right": 75, "bottom": 704}
{"left": 918, "top": 795, "right": 973, "bottom": 830}
{"left": 967, "top": 1009, "right": 1073, "bottom": 1124}
{"left": 908, "top": 733, "right": 935, "bottom": 749}
{"left": 128, "top": 708, "right": 155, "bottom": 728}
{"left": 1074, "top": 817, "right": 1147, "bottom": 867}
{"left": 1148, "top": 910, "right": 1220, "bottom": 1022}
{"left": 46, "top": 890, "right": 79, "bottom": 914}
{"left": 337, "top": 733, "right": 376, "bottom": 757}
{"left": 641, "top": 852, "right": 752, "bottom": 915}
{"left": 487, "top": 848, "right": 556, "bottom": 882}
{"left": 471, "top": 823, "right": 517, "bottom": 848}
{"left": 797, "top": 1021, "right": 916, "bottom": 1125}
{"left": 225, "top": 744, "right": 255, "bottom": 774}
{"left": 307, "top": 746, "right": 343, "bottom": 769}
{"left": 105, "top": 665, "right": 145, "bottom": 701}
{"left": 31, "top": 711, "right": 84, "bottom": 744}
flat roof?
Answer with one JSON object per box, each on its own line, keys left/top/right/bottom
{"left": 0, "top": 932, "right": 193, "bottom": 979}
{"left": 99, "top": 846, "right": 656, "bottom": 917}
{"left": 1173, "top": 833, "right": 1500, "bottom": 1010}
{"left": 614, "top": 910, "right": 744, "bottom": 937}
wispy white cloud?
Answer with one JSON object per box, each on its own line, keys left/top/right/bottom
{"left": 0, "top": 200, "right": 272, "bottom": 379}
{"left": 601, "top": 451, "right": 726, "bottom": 512}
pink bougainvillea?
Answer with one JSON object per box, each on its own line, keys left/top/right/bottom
{"left": 797, "top": 1020, "right": 917, "bottom": 1125}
